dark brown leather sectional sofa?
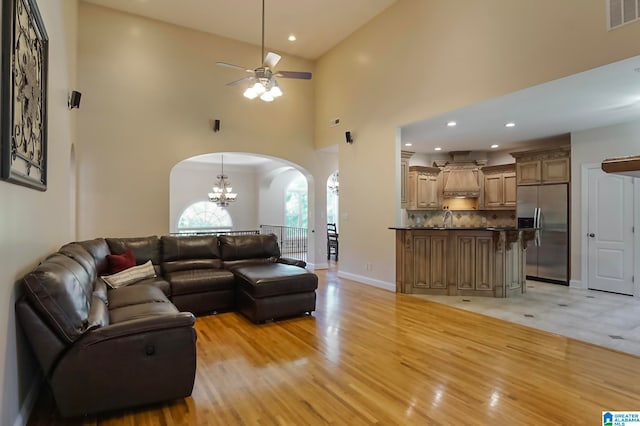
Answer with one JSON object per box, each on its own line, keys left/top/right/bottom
{"left": 16, "top": 233, "right": 317, "bottom": 418}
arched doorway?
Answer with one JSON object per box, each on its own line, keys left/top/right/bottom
{"left": 326, "top": 171, "right": 339, "bottom": 261}
{"left": 168, "top": 152, "right": 313, "bottom": 263}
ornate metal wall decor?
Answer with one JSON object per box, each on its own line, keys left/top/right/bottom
{"left": 1, "top": 0, "right": 48, "bottom": 190}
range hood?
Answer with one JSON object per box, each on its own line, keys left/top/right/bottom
{"left": 602, "top": 155, "right": 640, "bottom": 178}
{"left": 438, "top": 151, "right": 483, "bottom": 198}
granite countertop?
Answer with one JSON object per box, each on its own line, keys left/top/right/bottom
{"left": 389, "top": 226, "right": 538, "bottom": 231}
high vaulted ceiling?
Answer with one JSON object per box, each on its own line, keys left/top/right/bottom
{"left": 83, "top": 0, "right": 397, "bottom": 59}
{"left": 82, "top": 1, "right": 640, "bottom": 154}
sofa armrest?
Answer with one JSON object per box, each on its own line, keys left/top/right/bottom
{"left": 78, "top": 312, "right": 195, "bottom": 348}
{"left": 277, "top": 257, "right": 306, "bottom": 268}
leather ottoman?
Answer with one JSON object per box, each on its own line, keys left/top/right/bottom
{"left": 232, "top": 263, "right": 318, "bottom": 323}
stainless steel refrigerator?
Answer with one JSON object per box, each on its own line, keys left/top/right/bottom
{"left": 516, "top": 184, "right": 569, "bottom": 285}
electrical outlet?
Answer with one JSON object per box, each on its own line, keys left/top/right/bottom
{"left": 365, "top": 262, "right": 373, "bottom": 271}
{"left": 329, "top": 117, "right": 341, "bottom": 127}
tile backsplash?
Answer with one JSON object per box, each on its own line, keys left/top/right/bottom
{"left": 406, "top": 210, "right": 516, "bottom": 228}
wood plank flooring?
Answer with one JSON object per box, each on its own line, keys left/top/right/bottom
{"left": 29, "top": 266, "right": 640, "bottom": 425}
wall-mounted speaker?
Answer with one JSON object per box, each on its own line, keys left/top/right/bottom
{"left": 213, "top": 119, "right": 221, "bottom": 132}
{"left": 68, "top": 91, "right": 81, "bottom": 109}
{"left": 345, "top": 131, "right": 353, "bottom": 144}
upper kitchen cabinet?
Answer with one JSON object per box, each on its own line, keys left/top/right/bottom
{"left": 482, "top": 164, "right": 516, "bottom": 210}
{"left": 400, "top": 151, "right": 414, "bottom": 208}
{"left": 407, "top": 166, "right": 441, "bottom": 210}
{"left": 511, "top": 146, "right": 570, "bottom": 185}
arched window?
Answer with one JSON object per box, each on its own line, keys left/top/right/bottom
{"left": 177, "top": 201, "right": 233, "bottom": 233}
{"left": 285, "top": 175, "right": 308, "bottom": 228}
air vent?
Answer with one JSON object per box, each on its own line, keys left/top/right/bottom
{"left": 608, "top": 0, "right": 640, "bottom": 30}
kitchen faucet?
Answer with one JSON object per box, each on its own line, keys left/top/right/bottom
{"left": 442, "top": 209, "right": 454, "bottom": 228}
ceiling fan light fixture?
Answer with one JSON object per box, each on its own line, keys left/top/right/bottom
{"left": 252, "top": 81, "right": 266, "bottom": 95}
{"left": 269, "top": 81, "right": 283, "bottom": 97}
{"left": 260, "top": 92, "right": 274, "bottom": 102}
{"left": 243, "top": 87, "right": 258, "bottom": 99}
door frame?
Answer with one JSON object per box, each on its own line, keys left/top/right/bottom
{"left": 581, "top": 163, "right": 640, "bottom": 297}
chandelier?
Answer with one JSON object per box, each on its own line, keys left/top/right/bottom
{"left": 328, "top": 172, "right": 339, "bottom": 195}
{"left": 208, "top": 155, "right": 237, "bottom": 207}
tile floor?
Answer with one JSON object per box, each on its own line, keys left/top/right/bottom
{"left": 412, "top": 281, "right": 640, "bottom": 356}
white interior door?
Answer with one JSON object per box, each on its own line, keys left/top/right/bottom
{"left": 587, "top": 168, "right": 634, "bottom": 295}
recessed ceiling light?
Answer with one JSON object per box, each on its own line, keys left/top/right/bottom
{"left": 491, "top": 144, "right": 499, "bottom": 149}
{"left": 505, "top": 122, "right": 516, "bottom": 128}
{"left": 404, "top": 143, "right": 413, "bottom": 147}
{"left": 447, "top": 121, "right": 457, "bottom": 127}
{"left": 434, "top": 147, "right": 442, "bottom": 151}
{"left": 288, "top": 34, "right": 297, "bottom": 42}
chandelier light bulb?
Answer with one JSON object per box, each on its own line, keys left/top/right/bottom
{"left": 252, "top": 81, "right": 266, "bottom": 94}
{"left": 243, "top": 87, "right": 257, "bottom": 99}
{"left": 270, "top": 84, "right": 283, "bottom": 97}
{"left": 260, "top": 92, "right": 274, "bottom": 102}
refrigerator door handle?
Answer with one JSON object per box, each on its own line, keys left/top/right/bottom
{"left": 534, "top": 208, "right": 542, "bottom": 246}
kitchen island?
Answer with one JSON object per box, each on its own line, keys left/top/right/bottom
{"left": 391, "top": 227, "right": 537, "bottom": 297}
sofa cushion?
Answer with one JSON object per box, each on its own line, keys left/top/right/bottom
{"left": 109, "top": 301, "right": 179, "bottom": 324}
{"left": 131, "top": 276, "right": 171, "bottom": 297}
{"left": 22, "top": 253, "right": 94, "bottom": 343}
{"left": 102, "top": 261, "right": 156, "bottom": 289}
{"left": 161, "top": 236, "right": 219, "bottom": 262}
{"left": 108, "top": 284, "right": 176, "bottom": 324}
{"left": 233, "top": 264, "right": 318, "bottom": 298}
{"left": 219, "top": 234, "right": 281, "bottom": 261}
{"left": 107, "top": 250, "right": 136, "bottom": 274}
{"left": 163, "top": 258, "right": 223, "bottom": 274}
{"left": 78, "top": 239, "right": 111, "bottom": 275}
{"left": 106, "top": 236, "right": 161, "bottom": 265}
{"left": 108, "top": 285, "right": 170, "bottom": 310}
{"left": 165, "top": 269, "right": 235, "bottom": 296}
{"left": 58, "top": 243, "right": 98, "bottom": 282}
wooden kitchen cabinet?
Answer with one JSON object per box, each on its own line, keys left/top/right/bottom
{"left": 541, "top": 157, "right": 570, "bottom": 183}
{"left": 482, "top": 164, "right": 516, "bottom": 209}
{"left": 512, "top": 146, "right": 570, "bottom": 185}
{"left": 407, "top": 166, "right": 441, "bottom": 210}
{"left": 393, "top": 228, "right": 531, "bottom": 297}
{"left": 412, "top": 234, "right": 447, "bottom": 289}
{"left": 456, "top": 234, "right": 494, "bottom": 292}
{"left": 400, "top": 151, "right": 414, "bottom": 208}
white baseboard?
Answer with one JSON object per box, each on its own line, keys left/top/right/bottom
{"left": 13, "top": 375, "right": 42, "bottom": 426}
{"left": 309, "top": 262, "right": 328, "bottom": 271}
{"left": 570, "top": 279, "right": 584, "bottom": 289}
{"left": 337, "top": 271, "right": 395, "bottom": 292}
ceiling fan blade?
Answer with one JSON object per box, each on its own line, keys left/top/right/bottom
{"left": 276, "top": 71, "right": 313, "bottom": 80}
{"left": 263, "top": 52, "right": 281, "bottom": 69}
{"left": 216, "top": 61, "right": 253, "bottom": 73}
{"left": 226, "top": 76, "right": 252, "bottom": 87}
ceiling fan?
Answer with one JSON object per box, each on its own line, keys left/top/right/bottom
{"left": 216, "top": 0, "right": 312, "bottom": 102}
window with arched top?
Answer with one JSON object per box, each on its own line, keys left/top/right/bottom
{"left": 285, "top": 175, "right": 308, "bottom": 229}
{"left": 177, "top": 201, "right": 233, "bottom": 233}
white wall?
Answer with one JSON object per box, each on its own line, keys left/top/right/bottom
{"left": 76, "top": 4, "right": 318, "bottom": 234}
{"left": 315, "top": 0, "right": 640, "bottom": 288}
{"left": 0, "top": 2, "right": 78, "bottom": 425}
{"left": 570, "top": 119, "right": 640, "bottom": 285}
{"left": 258, "top": 168, "right": 302, "bottom": 226}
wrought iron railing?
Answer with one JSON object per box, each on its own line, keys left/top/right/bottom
{"left": 260, "top": 225, "right": 308, "bottom": 262}
{"left": 169, "top": 229, "right": 260, "bottom": 236}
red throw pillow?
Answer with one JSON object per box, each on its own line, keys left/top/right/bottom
{"left": 106, "top": 250, "right": 136, "bottom": 274}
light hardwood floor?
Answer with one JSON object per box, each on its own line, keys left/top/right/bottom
{"left": 29, "top": 266, "right": 640, "bottom": 425}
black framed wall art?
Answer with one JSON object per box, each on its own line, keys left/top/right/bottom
{"left": 1, "top": 0, "right": 48, "bottom": 191}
